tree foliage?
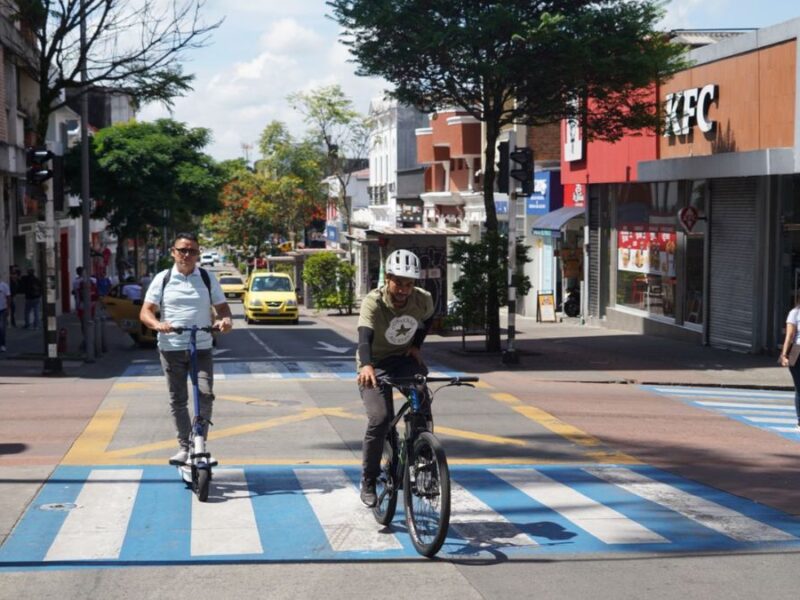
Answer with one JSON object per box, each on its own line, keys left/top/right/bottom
{"left": 64, "top": 118, "right": 223, "bottom": 256}
{"left": 288, "top": 85, "right": 370, "bottom": 236}
{"left": 5, "top": 0, "right": 221, "bottom": 142}
{"left": 303, "top": 251, "right": 357, "bottom": 314}
{"left": 328, "top": 0, "right": 687, "bottom": 350}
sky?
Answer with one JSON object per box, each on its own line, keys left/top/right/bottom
{"left": 138, "top": 0, "right": 800, "bottom": 162}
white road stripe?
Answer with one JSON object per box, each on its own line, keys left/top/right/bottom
{"left": 491, "top": 469, "right": 666, "bottom": 545}
{"left": 719, "top": 408, "right": 794, "bottom": 416}
{"left": 247, "top": 330, "right": 279, "bottom": 358}
{"left": 696, "top": 401, "right": 792, "bottom": 410}
{"left": 294, "top": 469, "right": 402, "bottom": 552}
{"left": 45, "top": 469, "right": 142, "bottom": 561}
{"left": 653, "top": 388, "right": 793, "bottom": 399}
{"left": 744, "top": 416, "right": 797, "bottom": 425}
{"left": 191, "top": 468, "right": 263, "bottom": 556}
{"left": 585, "top": 467, "right": 796, "bottom": 542}
{"left": 450, "top": 482, "right": 536, "bottom": 547}
{"left": 772, "top": 426, "right": 800, "bottom": 433}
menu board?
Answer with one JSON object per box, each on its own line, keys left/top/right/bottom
{"left": 618, "top": 226, "right": 676, "bottom": 277}
{"left": 537, "top": 292, "right": 557, "bottom": 322}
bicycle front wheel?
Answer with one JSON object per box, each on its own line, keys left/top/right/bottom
{"left": 403, "top": 431, "right": 450, "bottom": 557}
{"left": 373, "top": 431, "right": 399, "bottom": 525}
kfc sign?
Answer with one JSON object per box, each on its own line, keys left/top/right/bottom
{"left": 664, "top": 84, "right": 718, "bottom": 137}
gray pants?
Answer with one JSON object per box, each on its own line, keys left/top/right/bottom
{"left": 359, "top": 355, "right": 428, "bottom": 480}
{"left": 159, "top": 349, "right": 215, "bottom": 449}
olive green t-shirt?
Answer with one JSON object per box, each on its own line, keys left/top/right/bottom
{"left": 356, "top": 285, "right": 435, "bottom": 368}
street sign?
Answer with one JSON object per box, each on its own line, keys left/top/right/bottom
{"left": 678, "top": 206, "right": 699, "bottom": 233}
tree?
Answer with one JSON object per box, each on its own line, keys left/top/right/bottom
{"left": 328, "top": 0, "right": 687, "bottom": 351}
{"left": 6, "top": 0, "right": 221, "bottom": 143}
{"left": 288, "top": 85, "right": 370, "bottom": 238}
{"left": 303, "top": 251, "right": 357, "bottom": 314}
{"left": 64, "top": 118, "right": 224, "bottom": 273}
{"left": 256, "top": 120, "right": 326, "bottom": 244}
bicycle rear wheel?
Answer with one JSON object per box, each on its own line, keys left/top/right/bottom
{"left": 373, "top": 430, "right": 399, "bottom": 525}
{"left": 404, "top": 431, "right": 450, "bottom": 557}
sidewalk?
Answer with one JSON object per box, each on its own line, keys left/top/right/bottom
{"left": 312, "top": 308, "right": 795, "bottom": 390}
{"left": 0, "top": 309, "right": 134, "bottom": 377}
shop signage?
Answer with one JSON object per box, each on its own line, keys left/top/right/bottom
{"left": 325, "top": 224, "right": 339, "bottom": 242}
{"left": 526, "top": 171, "right": 563, "bottom": 215}
{"left": 617, "top": 226, "right": 676, "bottom": 277}
{"left": 564, "top": 97, "right": 583, "bottom": 162}
{"left": 664, "top": 84, "right": 718, "bottom": 137}
{"left": 678, "top": 206, "right": 699, "bottom": 233}
{"left": 495, "top": 199, "right": 508, "bottom": 214}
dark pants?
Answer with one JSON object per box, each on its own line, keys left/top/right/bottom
{"left": 359, "top": 355, "right": 428, "bottom": 480}
{"left": 24, "top": 297, "right": 41, "bottom": 328}
{"left": 159, "top": 349, "right": 215, "bottom": 449}
{"left": 8, "top": 296, "right": 15, "bottom": 327}
{"left": 788, "top": 363, "right": 800, "bottom": 425}
{"left": 0, "top": 309, "right": 6, "bottom": 347}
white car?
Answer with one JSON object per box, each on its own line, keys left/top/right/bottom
{"left": 200, "top": 252, "right": 215, "bottom": 267}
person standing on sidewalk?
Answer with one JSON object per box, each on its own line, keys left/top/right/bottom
{"left": 0, "top": 275, "right": 10, "bottom": 352}
{"left": 355, "top": 249, "right": 434, "bottom": 507}
{"left": 139, "top": 232, "right": 234, "bottom": 465}
{"left": 20, "top": 269, "right": 42, "bottom": 329}
{"left": 779, "top": 303, "right": 800, "bottom": 427}
{"left": 8, "top": 266, "right": 20, "bottom": 328}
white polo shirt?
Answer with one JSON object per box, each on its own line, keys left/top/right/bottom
{"left": 144, "top": 266, "right": 226, "bottom": 351}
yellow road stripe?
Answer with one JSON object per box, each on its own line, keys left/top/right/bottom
{"left": 113, "top": 382, "right": 159, "bottom": 391}
{"left": 62, "top": 405, "right": 127, "bottom": 465}
{"left": 435, "top": 426, "right": 527, "bottom": 447}
{"left": 104, "top": 408, "right": 345, "bottom": 459}
{"left": 217, "top": 394, "right": 280, "bottom": 407}
{"left": 491, "top": 393, "right": 639, "bottom": 464}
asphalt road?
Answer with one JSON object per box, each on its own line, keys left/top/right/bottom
{"left": 1, "top": 274, "right": 800, "bottom": 599}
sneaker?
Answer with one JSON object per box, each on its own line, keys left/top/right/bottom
{"left": 360, "top": 478, "right": 377, "bottom": 507}
{"left": 169, "top": 448, "right": 189, "bottom": 465}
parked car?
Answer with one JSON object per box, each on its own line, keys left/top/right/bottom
{"left": 218, "top": 274, "right": 246, "bottom": 301}
{"left": 200, "top": 252, "right": 215, "bottom": 267}
{"left": 243, "top": 272, "right": 299, "bottom": 324}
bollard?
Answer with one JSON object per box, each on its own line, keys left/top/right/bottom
{"left": 57, "top": 327, "right": 68, "bottom": 354}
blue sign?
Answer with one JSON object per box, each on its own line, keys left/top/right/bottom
{"left": 495, "top": 199, "right": 508, "bottom": 215}
{"left": 325, "top": 225, "right": 339, "bottom": 242}
{"left": 526, "top": 171, "right": 563, "bottom": 216}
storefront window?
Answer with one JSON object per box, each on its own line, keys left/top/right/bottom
{"left": 615, "top": 183, "right": 678, "bottom": 319}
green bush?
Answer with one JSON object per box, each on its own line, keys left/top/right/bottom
{"left": 303, "top": 252, "right": 356, "bottom": 314}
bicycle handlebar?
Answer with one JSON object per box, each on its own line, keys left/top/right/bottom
{"left": 379, "top": 374, "right": 479, "bottom": 386}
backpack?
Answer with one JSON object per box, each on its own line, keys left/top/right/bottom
{"left": 159, "top": 267, "right": 212, "bottom": 309}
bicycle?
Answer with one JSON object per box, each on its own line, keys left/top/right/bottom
{"left": 167, "top": 325, "right": 218, "bottom": 502}
{"left": 372, "top": 373, "right": 479, "bottom": 557}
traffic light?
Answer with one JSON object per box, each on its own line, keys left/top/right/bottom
{"left": 26, "top": 147, "right": 54, "bottom": 184}
{"left": 509, "top": 146, "right": 533, "bottom": 195}
{"left": 496, "top": 141, "right": 509, "bottom": 194}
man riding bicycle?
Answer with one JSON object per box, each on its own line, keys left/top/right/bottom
{"left": 357, "top": 249, "right": 434, "bottom": 507}
{"left": 139, "top": 232, "right": 233, "bottom": 465}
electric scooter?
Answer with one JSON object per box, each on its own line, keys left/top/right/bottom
{"left": 168, "top": 325, "right": 218, "bottom": 502}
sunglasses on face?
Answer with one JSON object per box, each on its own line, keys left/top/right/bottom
{"left": 173, "top": 247, "right": 200, "bottom": 256}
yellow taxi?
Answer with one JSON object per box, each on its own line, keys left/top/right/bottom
{"left": 217, "top": 273, "right": 246, "bottom": 301}
{"left": 101, "top": 283, "right": 157, "bottom": 346}
{"left": 243, "top": 271, "right": 299, "bottom": 324}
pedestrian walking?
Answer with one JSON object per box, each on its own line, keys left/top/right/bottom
{"left": 779, "top": 301, "right": 800, "bottom": 428}
{"left": 20, "top": 268, "right": 43, "bottom": 329}
{"left": 0, "top": 274, "right": 10, "bottom": 352}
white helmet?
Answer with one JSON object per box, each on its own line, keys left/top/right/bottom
{"left": 385, "top": 249, "right": 421, "bottom": 279}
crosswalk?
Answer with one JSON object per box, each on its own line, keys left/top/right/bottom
{"left": 2, "top": 464, "right": 799, "bottom": 570}
{"left": 121, "top": 359, "right": 461, "bottom": 380}
{"left": 646, "top": 386, "right": 800, "bottom": 441}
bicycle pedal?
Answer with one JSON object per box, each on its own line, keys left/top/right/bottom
{"left": 169, "top": 458, "right": 188, "bottom": 466}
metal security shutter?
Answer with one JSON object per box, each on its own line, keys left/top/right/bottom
{"left": 587, "top": 197, "right": 600, "bottom": 317}
{"left": 708, "top": 178, "right": 756, "bottom": 350}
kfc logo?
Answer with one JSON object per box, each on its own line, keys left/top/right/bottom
{"left": 664, "top": 84, "right": 717, "bottom": 137}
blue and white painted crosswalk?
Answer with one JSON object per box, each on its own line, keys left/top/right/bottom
{"left": 2, "top": 464, "right": 799, "bottom": 570}
{"left": 121, "top": 359, "right": 462, "bottom": 380}
{"left": 645, "top": 386, "right": 800, "bottom": 441}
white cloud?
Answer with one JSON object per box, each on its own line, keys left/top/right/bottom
{"left": 258, "top": 18, "right": 325, "bottom": 54}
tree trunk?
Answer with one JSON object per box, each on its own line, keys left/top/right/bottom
{"left": 483, "top": 116, "right": 502, "bottom": 353}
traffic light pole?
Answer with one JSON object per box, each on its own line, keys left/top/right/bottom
{"left": 80, "top": 0, "right": 95, "bottom": 363}
{"left": 42, "top": 171, "right": 63, "bottom": 376}
{"left": 503, "top": 188, "right": 519, "bottom": 365}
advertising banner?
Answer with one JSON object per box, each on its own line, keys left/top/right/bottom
{"left": 617, "top": 225, "right": 676, "bottom": 277}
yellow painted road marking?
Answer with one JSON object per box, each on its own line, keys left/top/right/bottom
{"left": 113, "top": 382, "right": 159, "bottom": 391}
{"left": 435, "top": 426, "right": 527, "bottom": 447}
{"left": 491, "top": 393, "right": 639, "bottom": 464}
{"left": 62, "top": 403, "right": 127, "bottom": 465}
